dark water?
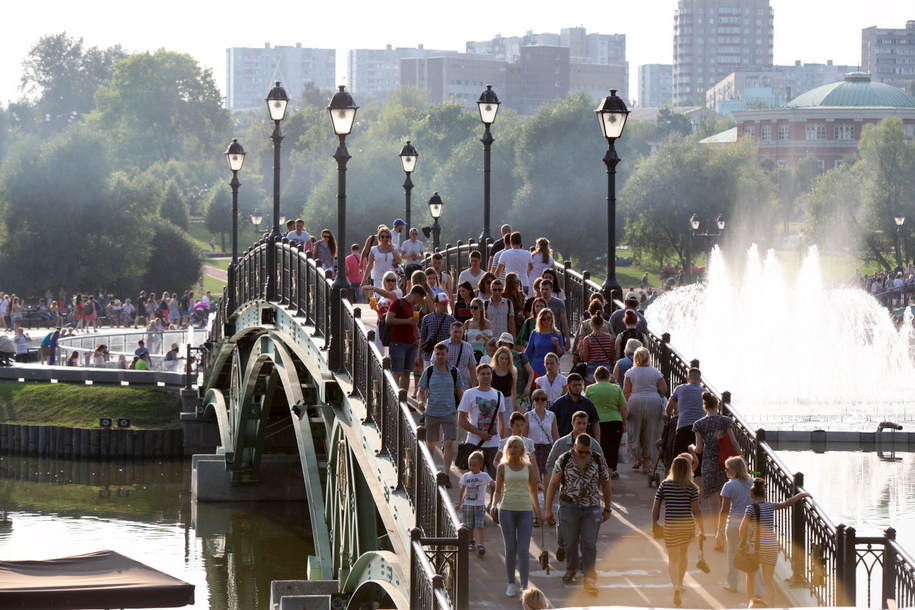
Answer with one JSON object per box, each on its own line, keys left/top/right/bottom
{"left": 0, "top": 456, "right": 315, "bottom": 610}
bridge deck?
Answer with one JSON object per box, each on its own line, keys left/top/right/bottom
{"left": 354, "top": 309, "right": 799, "bottom": 608}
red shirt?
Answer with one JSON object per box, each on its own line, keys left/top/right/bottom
{"left": 387, "top": 298, "right": 416, "bottom": 344}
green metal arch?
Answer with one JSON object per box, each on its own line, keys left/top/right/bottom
{"left": 342, "top": 551, "right": 409, "bottom": 610}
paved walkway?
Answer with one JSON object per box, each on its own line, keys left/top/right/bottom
{"left": 203, "top": 265, "right": 227, "bottom": 282}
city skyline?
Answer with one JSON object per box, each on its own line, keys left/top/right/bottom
{"left": 1, "top": 0, "right": 909, "bottom": 109}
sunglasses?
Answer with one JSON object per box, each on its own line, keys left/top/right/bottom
{"left": 575, "top": 449, "right": 590, "bottom": 456}
{"left": 385, "top": 279, "right": 396, "bottom": 283}
{"left": 471, "top": 306, "right": 481, "bottom": 310}
{"left": 492, "top": 287, "right": 503, "bottom": 291}
{"left": 322, "top": 234, "right": 330, "bottom": 238}
{"left": 380, "top": 235, "right": 391, "bottom": 239}
{"left": 533, "top": 397, "right": 547, "bottom": 402}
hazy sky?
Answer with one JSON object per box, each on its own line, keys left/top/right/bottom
{"left": 1, "top": 0, "right": 911, "bottom": 108}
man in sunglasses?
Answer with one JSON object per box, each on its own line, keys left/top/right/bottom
{"left": 544, "top": 427, "right": 612, "bottom": 595}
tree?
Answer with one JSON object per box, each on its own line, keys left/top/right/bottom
{"left": 160, "top": 180, "right": 188, "bottom": 230}
{"left": 18, "top": 33, "right": 126, "bottom": 135}
{"left": 656, "top": 106, "right": 693, "bottom": 139}
{"left": 88, "top": 49, "right": 231, "bottom": 169}
{"left": 203, "top": 183, "right": 232, "bottom": 252}
{"left": 139, "top": 217, "right": 202, "bottom": 295}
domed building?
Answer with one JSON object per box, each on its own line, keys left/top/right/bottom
{"left": 731, "top": 72, "right": 915, "bottom": 169}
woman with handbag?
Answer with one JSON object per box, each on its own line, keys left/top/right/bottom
{"left": 718, "top": 456, "right": 760, "bottom": 595}
{"left": 691, "top": 392, "right": 740, "bottom": 524}
{"left": 363, "top": 271, "right": 402, "bottom": 355}
{"left": 579, "top": 315, "right": 616, "bottom": 384}
{"left": 651, "top": 454, "right": 705, "bottom": 607}
{"left": 523, "top": 389, "right": 558, "bottom": 486}
{"left": 738, "top": 478, "right": 811, "bottom": 607}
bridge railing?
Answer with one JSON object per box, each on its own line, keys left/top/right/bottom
{"left": 225, "top": 238, "right": 468, "bottom": 610}
{"left": 429, "top": 240, "right": 915, "bottom": 609}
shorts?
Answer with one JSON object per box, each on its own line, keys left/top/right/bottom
{"left": 462, "top": 504, "right": 486, "bottom": 529}
{"left": 424, "top": 413, "right": 457, "bottom": 441}
{"left": 388, "top": 341, "right": 417, "bottom": 374}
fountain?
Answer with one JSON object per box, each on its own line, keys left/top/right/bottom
{"left": 647, "top": 245, "right": 915, "bottom": 430}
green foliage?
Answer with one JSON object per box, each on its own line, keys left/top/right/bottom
{"left": 203, "top": 182, "right": 232, "bottom": 250}
{"left": 88, "top": 49, "right": 231, "bottom": 170}
{"left": 0, "top": 384, "right": 181, "bottom": 428}
{"left": 621, "top": 136, "right": 774, "bottom": 268}
{"left": 160, "top": 180, "right": 188, "bottom": 230}
{"left": 656, "top": 106, "right": 693, "bottom": 139}
{"left": 139, "top": 216, "right": 203, "bottom": 295}
{"left": 17, "top": 32, "right": 126, "bottom": 136}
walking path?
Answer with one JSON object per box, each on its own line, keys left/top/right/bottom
{"left": 203, "top": 265, "right": 227, "bottom": 282}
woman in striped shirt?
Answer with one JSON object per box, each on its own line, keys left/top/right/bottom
{"left": 652, "top": 454, "right": 705, "bottom": 607}
{"left": 738, "top": 478, "right": 811, "bottom": 607}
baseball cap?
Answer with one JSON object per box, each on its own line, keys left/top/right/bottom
{"left": 409, "top": 227, "right": 419, "bottom": 234}
{"left": 434, "top": 293, "right": 450, "bottom": 303}
{"left": 625, "top": 292, "right": 639, "bottom": 302}
{"left": 393, "top": 218, "right": 406, "bottom": 226}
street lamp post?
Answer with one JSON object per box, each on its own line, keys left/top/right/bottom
{"left": 477, "top": 85, "right": 500, "bottom": 262}
{"left": 690, "top": 214, "right": 726, "bottom": 268}
{"left": 265, "top": 82, "right": 290, "bottom": 239}
{"left": 250, "top": 210, "right": 263, "bottom": 235}
{"left": 428, "top": 192, "right": 444, "bottom": 251}
{"left": 594, "top": 89, "right": 630, "bottom": 311}
{"left": 895, "top": 214, "right": 906, "bottom": 272}
{"left": 399, "top": 141, "right": 418, "bottom": 234}
{"left": 224, "top": 138, "right": 246, "bottom": 312}
{"left": 327, "top": 85, "right": 359, "bottom": 372}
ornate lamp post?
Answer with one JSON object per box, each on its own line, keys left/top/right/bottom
{"left": 477, "top": 85, "right": 500, "bottom": 260}
{"left": 690, "top": 214, "right": 726, "bottom": 271}
{"left": 326, "top": 85, "right": 359, "bottom": 371}
{"left": 895, "top": 214, "right": 906, "bottom": 272}
{"left": 265, "top": 81, "right": 290, "bottom": 239}
{"left": 594, "top": 89, "right": 629, "bottom": 310}
{"left": 399, "top": 141, "right": 418, "bottom": 234}
{"left": 250, "top": 210, "right": 263, "bottom": 235}
{"left": 428, "top": 192, "right": 444, "bottom": 251}
{"left": 224, "top": 138, "right": 246, "bottom": 311}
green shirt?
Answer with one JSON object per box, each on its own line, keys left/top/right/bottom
{"left": 584, "top": 380, "right": 627, "bottom": 423}
{"left": 516, "top": 317, "right": 537, "bottom": 347}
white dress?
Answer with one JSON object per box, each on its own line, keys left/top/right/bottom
{"left": 370, "top": 245, "right": 398, "bottom": 285}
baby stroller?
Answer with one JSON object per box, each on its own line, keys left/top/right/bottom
{"left": 648, "top": 414, "right": 678, "bottom": 487}
{"left": 190, "top": 302, "right": 210, "bottom": 327}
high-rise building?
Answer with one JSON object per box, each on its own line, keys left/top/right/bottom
{"left": 347, "top": 45, "right": 455, "bottom": 100}
{"left": 226, "top": 44, "right": 335, "bottom": 110}
{"left": 862, "top": 21, "right": 915, "bottom": 90}
{"left": 639, "top": 64, "right": 673, "bottom": 107}
{"left": 673, "top": 0, "right": 774, "bottom": 106}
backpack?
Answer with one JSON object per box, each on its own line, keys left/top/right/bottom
{"left": 421, "top": 364, "right": 460, "bottom": 407}
{"left": 83, "top": 301, "right": 93, "bottom": 315}
{"left": 617, "top": 328, "right": 644, "bottom": 358}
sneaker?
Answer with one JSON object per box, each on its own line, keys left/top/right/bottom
{"left": 562, "top": 568, "right": 577, "bottom": 583}
{"left": 468, "top": 542, "right": 475, "bottom": 551}
{"left": 610, "top": 471, "right": 620, "bottom": 479}
{"left": 556, "top": 547, "right": 565, "bottom": 562}
{"left": 584, "top": 580, "right": 599, "bottom": 594}
{"left": 445, "top": 479, "right": 453, "bottom": 489}
{"left": 506, "top": 583, "right": 516, "bottom": 597}
{"left": 477, "top": 544, "right": 485, "bottom": 557}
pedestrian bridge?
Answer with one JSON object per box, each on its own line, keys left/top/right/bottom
{"left": 195, "top": 237, "right": 914, "bottom": 610}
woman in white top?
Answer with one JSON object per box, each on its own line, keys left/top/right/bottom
{"left": 527, "top": 237, "right": 555, "bottom": 297}
{"left": 362, "top": 271, "right": 402, "bottom": 355}
{"left": 362, "top": 226, "right": 402, "bottom": 289}
{"left": 533, "top": 352, "right": 567, "bottom": 402}
{"left": 623, "top": 347, "right": 667, "bottom": 474}
{"left": 523, "top": 388, "right": 558, "bottom": 485}
{"left": 464, "top": 297, "right": 493, "bottom": 361}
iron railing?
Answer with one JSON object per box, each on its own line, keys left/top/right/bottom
{"left": 208, "top": 236, "right": 468, "bottom": 610}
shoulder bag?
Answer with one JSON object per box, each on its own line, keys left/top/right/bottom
{"left": 734, "top": 503, "right": 761, "bottom": 573}
{"left": 455, "top": 392, "right": 501, "bottom": 471}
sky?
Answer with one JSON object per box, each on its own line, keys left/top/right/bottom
{"left": 1, "top": 0, "right": 911, "bottom": 108}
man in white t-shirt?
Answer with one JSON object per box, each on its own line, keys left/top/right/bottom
{"left": 458, "top": 250, "right": 486, "bottom": 289}
{"left": 495, "top": 232, "right": 533, "bottom": 294}
{"left": 286, "top": 219, "right": 311, "bottom": 246}
{"left": 401, "top": 228, "right": 425, "bottom": 276}
{"left": 458, "top": 363, "right": 510, "bottom": 478}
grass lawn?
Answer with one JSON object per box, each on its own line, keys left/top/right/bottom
{"left": 187, "top": 219, "right": 216, "bottom": 252}
{"left": 0, "top": 385, "right": 181, "bottom": 429}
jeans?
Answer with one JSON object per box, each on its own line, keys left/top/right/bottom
{"left": 726, "top": 524, "right": 763, "bottom": 593}
{"left": 499, "top": 509, "right": 534, "bottom": 588}
{"left": 388, "top": 341, "right": 417, "bottom": 374}
{"left": 559, "top": 503, "right": 603, "bottom": 580}
{"left": 349, "top": 282, "right": 362, "bottom": 303}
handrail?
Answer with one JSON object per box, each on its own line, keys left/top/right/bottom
{"left": 209, "top": 235, "right": 914, "bottom": 609}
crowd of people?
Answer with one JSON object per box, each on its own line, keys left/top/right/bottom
{"left": 343, "top": 221, "right": 823, "bottom": 607}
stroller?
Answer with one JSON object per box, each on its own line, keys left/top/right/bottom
{"left": 190, "top": 301, "right": 210, "bottom": 327}
{"left": 648, "top": 414, "right": 678, "bottom": 487}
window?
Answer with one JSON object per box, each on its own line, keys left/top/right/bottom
{"left": 778, "top": 124, "right": 789, "bottom": 140}
{"left": 744, "top": 125, "right": 756, "bottom": 136}
{"left": 760, "top": 125, "right": 772, "bottom": 141}
{"left": 817, "top": 160, "right": 825, "bottom": 171}
{"left": 776, "top": 160, "right": 789, "bottom": 168}
{"left": 806, "top": 124, "right": 826, "bottom": 140}
{"left": 834, "top": 124, "right": 855, "bottom": 140}
{"left": 905, "top": 124, "right": 915, "bottom": 138}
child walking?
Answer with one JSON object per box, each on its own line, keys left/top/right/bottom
{"left": 456, "top": 451, "right": 494, "bottom": 557}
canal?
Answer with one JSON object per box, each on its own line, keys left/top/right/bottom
{"left": 0, "top": 456, "right": 315, "bottom": 610}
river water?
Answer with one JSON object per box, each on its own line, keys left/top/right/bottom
{"left": 0, "top": 456, "right": 314, "bottom": 610}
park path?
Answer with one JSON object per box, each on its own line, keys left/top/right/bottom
{"left": 203, "top": 265, "right": 227, "bottom": 282}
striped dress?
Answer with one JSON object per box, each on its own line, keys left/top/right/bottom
{"left": 745, "top": 502, "right": 780, "bottom": 565}
{"left": 655, "top": 480, "right": 699, "bottom": 547}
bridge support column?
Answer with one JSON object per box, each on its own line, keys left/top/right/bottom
{"left": 191, "top": 454, "right": 307, "bottom": 501}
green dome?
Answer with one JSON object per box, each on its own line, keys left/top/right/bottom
{"left": 785, "top": 72, "right": 915, "bottom": 108}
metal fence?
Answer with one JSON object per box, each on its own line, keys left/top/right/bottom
{"left": 208, "top": 236, "right": 468, "bottom": 610}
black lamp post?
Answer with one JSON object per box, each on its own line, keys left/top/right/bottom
{"left": 224, "top": 138, "right": 246, "bottom": 311}
{"left": 477, "top": 85, "right": 500, "bottom": 259}
{"left": 428, "top": 192, "right": 444, "bottom": 251}
{"left": 265, "top": 81, "right": 289, "bottom": 239}
{"left": 690, "top": 214, "right": 726, "bottom": 266}
{"left": 250, "top": 210, "right": 263, "bottom": 235}
{"left": 895, "top": 214, "right": 906, "bottom": 272}
{"left": 327, "top": 85, "right": 358, "bottom": 372}
{"left": 594, "top": 89, "right": 629, "bottom": 310}
{"left": 399, "top": 141, "right": 418, "bottom": 234}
